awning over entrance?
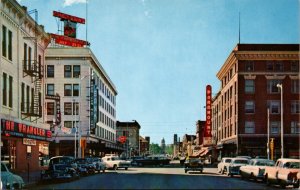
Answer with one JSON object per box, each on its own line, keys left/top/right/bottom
{"left": 192, "top": 147, "right": 209, "bottom": 157}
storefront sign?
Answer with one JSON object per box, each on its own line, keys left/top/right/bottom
{"left": 23, "top": 138, "right": 36, "bottom": 146}
{"left": 90, "top": 79, "right": 97, "bottom": 132}
{"left": 50, "top": 33, "right": 89, "bottom": 47}
{"left": 53, "top": 11, "right": 85, "bottom": 24}
{"left": 204, "top": 85, "right": 212, "bottom": 146}
{"left": 1, "top": 119, "right": 52, "bottom": 141}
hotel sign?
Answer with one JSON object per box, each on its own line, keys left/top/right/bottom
{"left": 203, "top": 85, "right": 213, "bottom": 146}
{"left": 1, "top": 119, "right": 52, "bottom": 141}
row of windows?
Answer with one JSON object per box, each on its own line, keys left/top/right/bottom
{"left": 46, "top": 84, "right": 79, "bottom": 96}
{"left": 21, "top": 82, "right": 41, "bottom": 113}
{"left": 96, "top": 127, "right": 115, "bottom": 142}
{"left": 244, "top": 100, "right": 299, "bottom": 114}
{"left": 245, "top": 79, "right": 299, "bottom": 94}
{"left": 99, "top": 96, "right": 115, "bottom": 117}
{"left": 46, "top": 65, "right": 116, "bottom": 106}
{"left": 99, "top": 111, "right": 115, "bottom": 129}
{"left": 46, "top": 102, "right": 79, "bottom": 115}
{"left": 245, "top": 61, "right": 299, "bottom": 72}
{"left": 2, "top": 25, "right": 12, "bottom": 61}
{"left": 244, "top": 121, "right": 300, "bottom": 134}
{"left": 2, "top": 73, "right": 13, "bottom": 108}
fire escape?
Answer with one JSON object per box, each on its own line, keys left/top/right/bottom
{"left": 21, "top": 9, "right": 42, "bottom": 122}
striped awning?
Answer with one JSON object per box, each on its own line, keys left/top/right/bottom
{"left": 192, "top": 147, "right": 209, "bottom": 157}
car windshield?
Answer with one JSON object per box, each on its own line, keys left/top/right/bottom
{"left": 256, "top": 160, "right": 275, "bottom": 166}
{"left": 225, "top": 159, "right": 231, "bottom": 163}
{"left": 234, "top": 160, "right": 248, "bottom": 164}
{"left": 111, "top": 157, "right": 120, "bottom": 161}
{"left": 283, "top": 162, "right": 300, "bottom": 169}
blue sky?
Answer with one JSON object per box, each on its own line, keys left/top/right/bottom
{"left": 19, "top": 0, "right": 299, "bottom": 144}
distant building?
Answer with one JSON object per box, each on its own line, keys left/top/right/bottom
{"left": 161, "top": 138, "right": 166, "bottom": 154}
{"left": 212, "top": 44, "right": 299, "bottom": 159}
{"left": 196, "top": 120, "right": 206, "bottom": 146}
{"left": 181, "top": 134, "right": 196, "bottom": 156}
{"left": 116, "top": 120, "right": 141, "bottom": 158}
{"left": 139, "top": 136, "right": 149, "bottom": 156}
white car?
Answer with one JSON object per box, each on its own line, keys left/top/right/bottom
{"left": 240, "top": 159, "right": 275, "bottom": 181}
{"left": 228, "top": 158, "right": 249, "bottom": 177}
{"left": 102, "top": 155, "right": 131, "bottom": 170}
{"left": 217, "top": 157, "right": 232, "bottom": 174}
{"left": 1, "top": 162, "right": 25, "bottom": 189}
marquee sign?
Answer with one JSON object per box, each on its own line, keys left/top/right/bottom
{"left": 1, "top": 119, "right": 52, "bottom": 141}
{"left": 203, "top": 85, "right": 213, "bottom": 146}
{"left": 50, "top": 33, "right": 89, "bottom": 47}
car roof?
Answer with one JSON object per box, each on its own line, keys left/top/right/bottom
{"left": 277, "top": 158, "right": 300, "bottom": 163}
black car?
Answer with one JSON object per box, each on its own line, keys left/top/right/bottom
{"left": 134, "top": 155, "right": 170, "bottom": 167}
{"left": 184, "top": 157, "right": 204, "bottom": 174}
{"left": 42, "top": 163, "right": 78, "bottom": 180}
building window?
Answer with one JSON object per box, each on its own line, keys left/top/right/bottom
{"left": 64, "top": 84, "right": 72, "bottom": 96}
{"left": 23, "top": 43, "right": 27, "bottom": 71}
{"left": 64, "top": 121, "right": 72, "bottom": 128}
{"left": 245, "top": 121, "right": 255, "bottom": 134}
{"left": 73, "top": 102, "right": 79, "bottom": 115}
{"left": 267, "top": 61, "right": 273, "bottom": 71}
{"left": 26, "top": 85, "right": 30, "bottom": 113}
{"left": 245, "top": 80, "right": 255, "bottom": 93}
{"left": 245, "top": 61, "right": 254, "bottom": 71}
{"left": 291, "top": 80, "right": 299, "bottom": 94}
{"left": 8, "top": 76, "right": 12, "bottom": 108}
{"left": 245, "top": 101, "right": 255, "bottom": 114}
{"left": 47, "top": 102, "right": 54, "bottom": 115}
{"left": 291, "top": 100, "right": 300, "bottom": 114}
{"left": 274, "top": 61, "right": 283, "bottom": 71}
{"left": 64, "top": 102, "right": 72, "bottom": 115}
{"left": 47, "top": 65, "right": 54, "bottom": 78}
{"left": 270, "top": 121, "right": 280, "bottom": 134}
{"left": 2, "top": 73, "right": 7, "bottom": 106}
{"left": 291, "top": 61, "right": 299, "bottom": 72}
{"left": 2, "top": 25, "right": 7, "bottom": 57}
{"left": 267, "top": 80, "right": 281, "bottom": 93}
{"left": 291, "top": 121, "right": 300, "bottom": 134}
{"left": 73, "top": 84, "right": 79, "bottom": 96}
{"left": 28, "top": 47, "right": 32, "bottom": 71}
{"left": 268, "top": 100, "right": 280, "bottom": 114}
{"left": 64, "top": 65, "right": 72, "bottom": 78}
{"left": 73, "top": 65, "right": 80, "bottom": 78}
{"left": 47, "top": 84, "right": 54, "bottom": 95}
{"left": 8, "top": 30, "right": 12, "bottom": 61}
{"left": 21, "top": 83, "right": 25, "bottom": 111}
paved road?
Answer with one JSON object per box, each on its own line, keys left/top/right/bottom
{"left": 32, "top": 167, "right": 289, "bottom": 189}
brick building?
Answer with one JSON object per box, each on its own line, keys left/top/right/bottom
{"left": 212, "top": 44, "right": 299, "bottom": 160}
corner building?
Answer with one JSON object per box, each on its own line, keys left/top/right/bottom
{"left": 0, "top": 0, "right": 51, "bottom": 172}
{"left": 212, "top": 44, "right": 299, "bottom": 159}
{"left": 45, "top": 47, "right": 123, "bottom": 158}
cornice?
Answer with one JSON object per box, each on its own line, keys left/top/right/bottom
{"left": 235, "top": 51, "right": 299, "bottom": 60}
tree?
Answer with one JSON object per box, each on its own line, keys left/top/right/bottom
{"left": 149, "top": 143, "right": 161, "bottom": 155}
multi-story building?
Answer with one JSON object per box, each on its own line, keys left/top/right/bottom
{"left": 45, "top": 46, "right": 123, "bottom": 158}
{"left": 212, "top": 44, "right": 299, "bottom": 159}
{"left": 0, "top": 0, "right": 51, "bottom": 172}
{"left": 139, "top": 136, "right": 149, "bottom": 156}
{"left": 116, "top": 120, "right": 140, "bottom": 158}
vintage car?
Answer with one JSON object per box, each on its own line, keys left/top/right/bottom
{"left": 102, "top": 155, "right": 131, "bottom": 170}
{"left": 239, "top": 159, "right": 275, "bottom": 181}
{"left": 86, "top": 157, "right": 106, "bottom": 173}
{"left": 133, "top": 155, "right": 171, "bottom": 167}
{"left": 42, "top": 163, "right": 79, "bottom": 180}
{"left": 264, "top": 158, "right": 300, "bottom": 188}
{"left": 1, "top": 162, "right": 25, "bottom": 189}
{"left": 228, "top": 157, "right": 249, "bottom": 177}
{"left": 75, "top": 158, "right": 92, "bottom": 175}
{"left": 217, "top": 157, "right": 232, "bottom": 174}
{"left": 184, "top": 156, "right": 204, "bottom": 174}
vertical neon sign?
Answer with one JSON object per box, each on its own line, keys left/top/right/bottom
{"left": 204, "top": 85, "right": 212, "bottom": 146}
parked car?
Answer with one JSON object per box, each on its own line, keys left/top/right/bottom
{"left": 1, "top": 162, "right": 25, "bottom": 189}
{"left": 184, "top": 157, "right": 203, "bottom": 174}
{"left": 102, "top": 155, "right": 131, "bottom": 170}
{"left": 74, "top": 158, "right": 90, "bottom": 176}
{"left": 228, "top": 158, "right": 249, "bottom": 177}
{"left": 240, "top": 159, "right": 275, "bottom": 181}
{"left": 86, "top": 157, "right": 106, "bottom": 173}
{"left": 75, "top": 158, "right": 95, "bottom": 175}
{"left": 217, "top": 157, "right": 232, "bottom": 174}
{"left": 130, "top": 156, "right": 145, "bottom": 166}
{"left": 264, "top": 158, "right": 300, "bottom": 188}
{"left": 42, "top": 163, "right": 79, "bottom": 180}
{"left": 134, "top": 155, "right": 171, "bottom": 167}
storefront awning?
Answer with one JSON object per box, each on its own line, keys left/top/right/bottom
{"left": 192, "top": 147, "right": 209, "bottom": 157}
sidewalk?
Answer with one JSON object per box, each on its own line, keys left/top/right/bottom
{"left": 16, "top": 170, "right": 41, "bottom": 188}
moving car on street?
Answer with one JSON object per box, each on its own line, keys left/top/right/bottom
{"left": 239, "top": 159, "right": 275, "bottom": 181}
{"left": 184, "top": 156, "right": 204, "bottom": 174}
{"left": 134, "top": 155, "right": 171, "bottom": 167}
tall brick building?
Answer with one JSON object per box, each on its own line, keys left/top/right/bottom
{"left": 212, "top": 44, "right": 299, "bottom": 159}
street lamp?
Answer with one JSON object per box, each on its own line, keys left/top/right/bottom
{"left": 276, "top": 83, "right": 284, "bottom": 158}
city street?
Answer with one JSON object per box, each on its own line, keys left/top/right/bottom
{"left": 32, "top": 166, "right": 288, "bottom": 189}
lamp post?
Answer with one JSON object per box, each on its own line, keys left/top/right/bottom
{"left": 276, "top": 83, "right": 284, "bottom": 158}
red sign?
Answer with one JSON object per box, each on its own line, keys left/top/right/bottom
{"left": 50, "top": 33, "right": 89, "bottom": 47}
{"left": 1, "top": 119, "right": 52, "bottom": 140}
{"left": 118, "top": 136, "right": 127, "bottom": 144}
{"left": 204, "top": 85, "right": 212, "bottom": 146}
{"left": 53, "top": 11, "right": 85, "bottom": 24}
